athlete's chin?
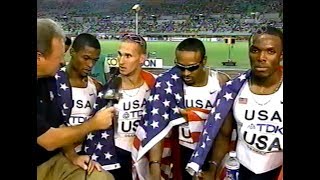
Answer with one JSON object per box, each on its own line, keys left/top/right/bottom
{"left": 81, "top": 72, "right": 90, "bottom": 77}
{"left": 120, "top": 70, "right": 129, "bottom": 76}
{"left": 184, "top": 80, "right": 195, "bottom": 86}
{"left": 252, "top": 70, "right": 270, "bottom": 78}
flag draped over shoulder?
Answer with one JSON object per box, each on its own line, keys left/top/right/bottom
{"left": 83, "top": 70, "right": 156, "bottom": 170}
{"left": 132, "top": 67, "right": 220, "bottom": 179}
{"left": 186, "top": 70, "right": 251, "bottom": 174}
{"left": 132, "top": 66, "right": 209, "bottom": 179}
{"left": 133, "top": 66, "right": 185, "bottom": 159}
{"left": 54, "top": 67, "right": 73, "bottom": 124}
{"left": 54, "top": 66, "right": 120, "bottom": 169}
{"left": 132, "top": 66, "right": 185, "bottom": 180}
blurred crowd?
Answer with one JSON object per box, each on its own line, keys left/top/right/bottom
{"left": 37, "top": 0, "right": 283, "bottom": 34}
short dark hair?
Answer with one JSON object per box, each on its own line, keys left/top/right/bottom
{"left": 65, "top": 37, "right": 72, "bottom": 46}
{"left": 249, "top": 26, "right": 283, "bottom": 46}
{"left": 72, "top": 33, "right": 100, "bottom": 52}
{"left": 176, "top": 38, "right": 206, "bottom": 60}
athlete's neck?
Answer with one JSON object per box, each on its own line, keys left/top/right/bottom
{"left": 250, "top": 69, "right": 282, "bottom": 94}
{"left": 192, "top": 68, "right": 209, "bottom": 87}
{"left": 66, "top": 64, "right": 88, "bottom": 87}
{"left": 120, "top": 69, "right": 144, "bottom": 90}
{"left": 252, "top": 70, "right": 282, "bottom": 87}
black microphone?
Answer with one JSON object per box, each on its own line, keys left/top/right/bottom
{"left": 102, "top": 72, "right": 122, "bottom": 131}
{"left": 106, "top": 67, "right": 120, "bottom": 85}
{"left": 103, "top": 75, "right": 122, "bottom": 107}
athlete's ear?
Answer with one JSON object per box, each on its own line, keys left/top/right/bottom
{"left": 202, "top": 55, "right": 207, "bottom": 66}
{"left": 69, "top": 48, "right": 75, "bottom": 57}
{"left": 140, "top": 54, "right": 146, "bottom": 65}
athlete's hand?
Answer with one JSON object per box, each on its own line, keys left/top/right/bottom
{"left": 197, "top": 166, "right": 221, "bottom": 180}
{"left": 179, "top": 108, "right": 189, "bottom": 121}
{"left": 71, "top": 155, "right": 102, "bottom": 175}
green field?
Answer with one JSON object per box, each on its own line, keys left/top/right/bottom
{"left": 66, "top": 40, "right": 251, "bottom": 69}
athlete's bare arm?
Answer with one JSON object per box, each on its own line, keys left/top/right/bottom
{"left": 149, "top": 139, "right": 164, "bottom": 180}
{"left": 91, "top": 77, "right": 103, "bottom": 92}
{"left": 202, "top": 111, "right": 233, "bottom": 180}
{"left": 217, "top": 71, "right": 231, "bottom": 87}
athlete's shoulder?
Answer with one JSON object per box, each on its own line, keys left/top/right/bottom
{"left": 215, "top": 70, "right": 231, "bottom": 86}
{"left": 208, "top": 69, "right": 230, "bottom": 81}
{"left": 88, "top": 76, "right": 103, "bottom": 91}
{"left": 141, "top": 70, "right": 157, "bottom": 88}
{"left": 149, "top": 72, "right": 158, "bottom": 79}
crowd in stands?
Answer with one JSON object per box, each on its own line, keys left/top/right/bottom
{"left": 38, "top": 0, "right": 283, "bottom": 35}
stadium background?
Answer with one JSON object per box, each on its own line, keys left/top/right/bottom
{"left": 38, "top": 0, "right": 283, "bottom": 77}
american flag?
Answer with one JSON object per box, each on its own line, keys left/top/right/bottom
{"left": 238, "top": 97, "right": 248, "bottom": 104}
{"left": 55, "top": 67, "right": 73, "bottom": 124}
{"left": 53, "top": 67, "right": 121, "bottom": 169}
{"left": 186, "top": 70, "right": 251, "bottom": 175}
{"left": 82, "top": 70, "right": 156, "bottom": 170}
{"left": 132, "top": 66, "right": 213, "bottom": 179}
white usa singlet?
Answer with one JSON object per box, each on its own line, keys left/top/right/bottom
{"left": 115, "top": 82, "right": 150, "bottom": 152}
{"left": 179, "top": 70, "right": 222, "bottom": 150}
{"left": 67, "top": 77, "right": 97, "bottom": 152}
{"left": 233, "top": 80, "right": 283, "bottom": 174}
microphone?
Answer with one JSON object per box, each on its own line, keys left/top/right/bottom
{"left": 102, "top": 72, "right": 122, "bottom": 131}
{"left": 103, "top": 75, "right": 122, "bottom": 107}
{"left": 106, "top": 67, "right": 120, "bottom": 85}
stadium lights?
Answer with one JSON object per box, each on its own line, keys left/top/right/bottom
{"left": 132, "top": 4, "right": 141, "bottom": 11}
{"left": 132, "top": 4, "right": 141, "bottom": 34}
